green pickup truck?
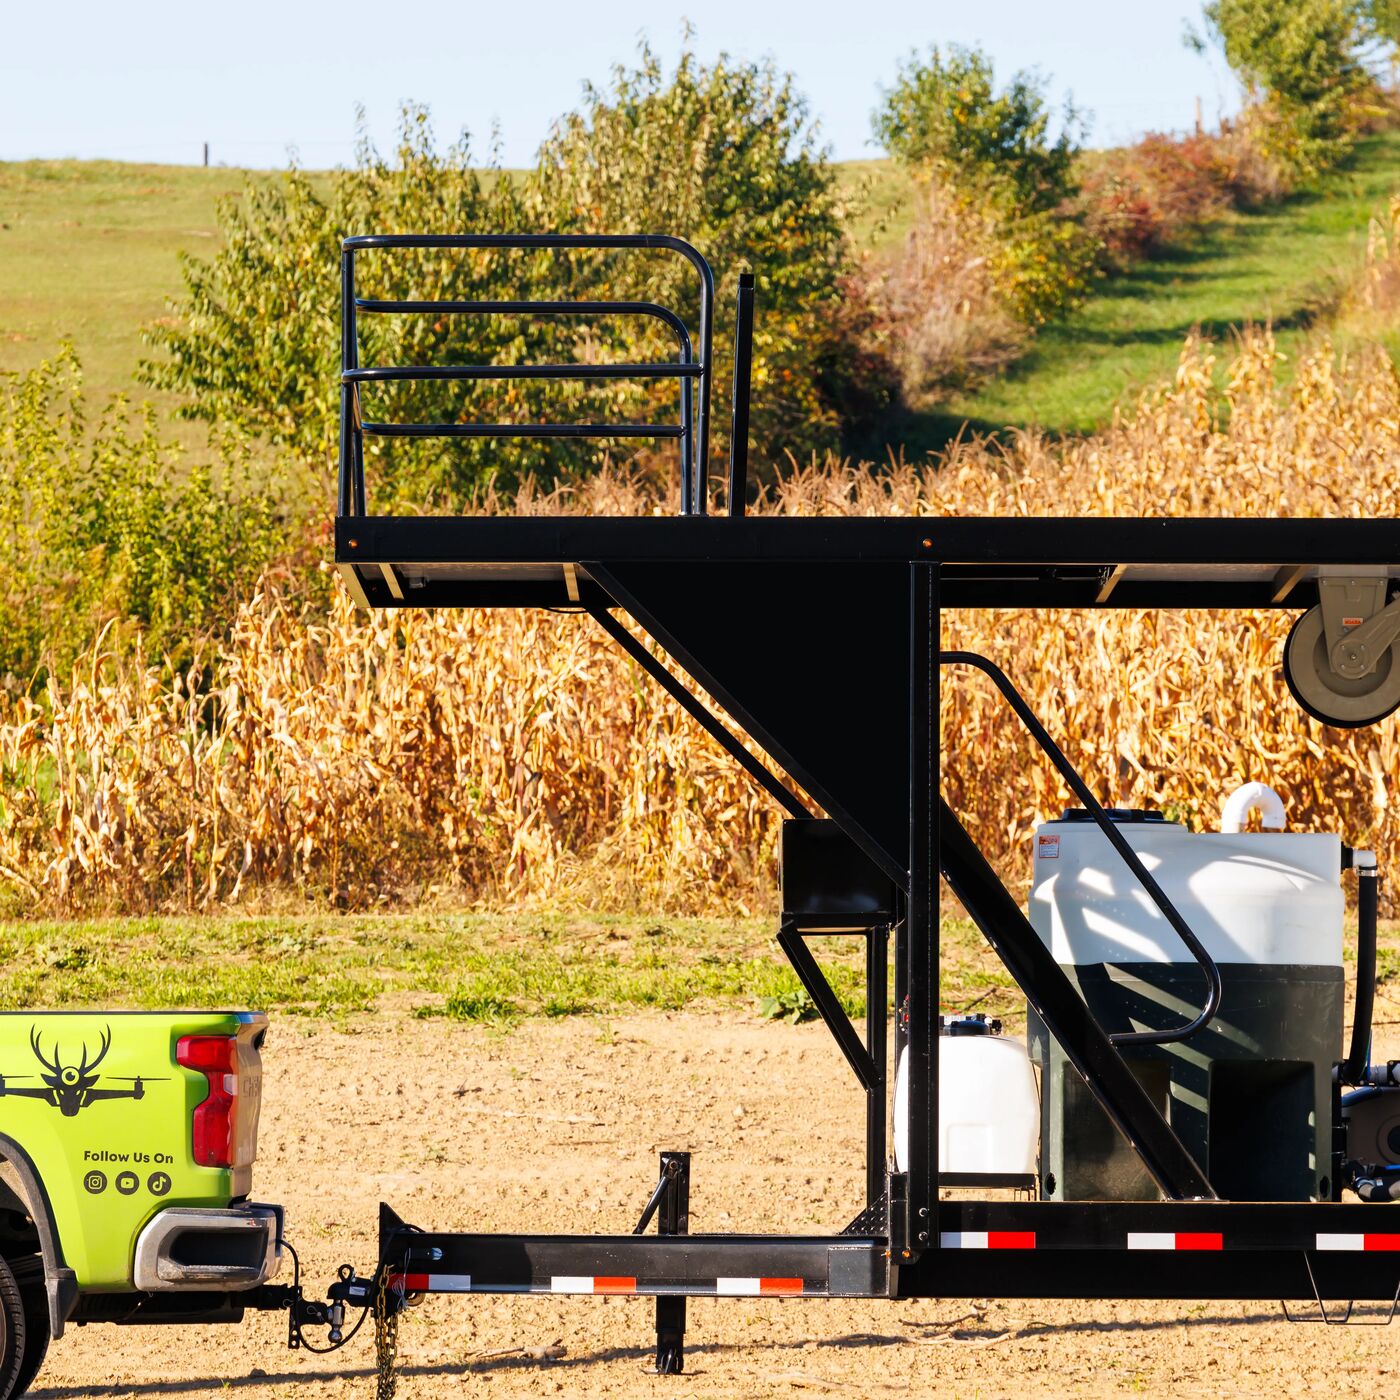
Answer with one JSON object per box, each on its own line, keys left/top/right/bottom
{"left": 0, "top": 1011, "right": 282, "bottom": 1396}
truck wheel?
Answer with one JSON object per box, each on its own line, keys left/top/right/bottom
{"left": 5, "top": 1257, "right": 47, "bottom": 1398}
{"left": 0, "top": 1254, "right": 27, "bottom": 1398}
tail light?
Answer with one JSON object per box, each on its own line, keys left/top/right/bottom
{"left": 177, "top": 1035, "right": 240, "bottom": 1168}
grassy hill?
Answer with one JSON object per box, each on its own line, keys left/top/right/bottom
{"left": 1, "top": 140, "right": 1396, "bottom": 450}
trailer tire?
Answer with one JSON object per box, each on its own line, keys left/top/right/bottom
{"left": 5, "top": 1257, "right": 47, "bottom": 1398}
{"left": 0, "top": 1254, "right": 29, "bottom": 1399}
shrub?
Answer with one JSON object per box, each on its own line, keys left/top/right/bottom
{"left": 1202, "top": 0, "right": 1382, "bottom": 180}
{"left": 0, "top": 350, "right": 285, "bottom": 680}
{"left": 143, "top": 107, "right": 578, "bottom": 509}
{"left": 874, "top": 44, "right": 1082, "bottom": 216}
{"left": 865, "top": 185, "right": 1026, "bottom": 403}
{"left": 873, "top": 45, "right": 1097, "bottom": 328}
{"left": 1078, "top": 133, "right": 1235, "bottom": 267}
{"left": 538, "top": 40, "right": 884, "bottom": 465}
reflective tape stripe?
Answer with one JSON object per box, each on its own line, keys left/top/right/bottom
{"left": 939, "top": 1231, "right": 1036, "bottom": 1250}
{"left": 715, "top": 1277, "right": 763, "bottom": 1296}
{"left": 594, "top": 1277, "right": 637, "bottom": 1294}
{"left": 550, "top": 1276, "right": 594, "bottom": 1294}
{"left": 1126, "top": 1233, "right": 1221, "bottom": 1251}
{"left": 1317, "top": 1233, "right": 1400, "bottom": 1252}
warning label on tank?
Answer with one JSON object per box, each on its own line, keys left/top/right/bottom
{"left": 1038, "top": 835, "right": 1060, "bottom": 860}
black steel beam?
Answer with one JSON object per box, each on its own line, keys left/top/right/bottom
{"left": 902, "top": 564, "right": 939, "bottom": 1258}
{"left": 938, "top": 799, "right": 1215, "bottom": 1200}
{"left": 335, "top": 514, "right": 1400, "bottom": 569}
{"left": 776, "top": 924, "right": 879, "bottom": 1092}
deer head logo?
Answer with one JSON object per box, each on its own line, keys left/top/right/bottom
{"left": 0, "top": 1026, "right": 162, "bottom": 1116}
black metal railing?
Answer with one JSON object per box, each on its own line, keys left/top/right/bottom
{"left": 338, "top": 233, "right": 718, "bottom": 518}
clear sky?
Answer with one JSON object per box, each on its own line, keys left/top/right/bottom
{"left": 4, "top": 0, "right": 1241, "bottom": 169}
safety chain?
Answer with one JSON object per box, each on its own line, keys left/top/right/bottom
{"left": 374, "top": 1265, "right": 401, "bottom": 1400}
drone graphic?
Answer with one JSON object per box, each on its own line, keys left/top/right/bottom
{"left": 0, "top": 1027, "right": 164, "bottom": 1117}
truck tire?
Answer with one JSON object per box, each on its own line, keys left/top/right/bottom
{"left": 0, "top": 1254, "right": 27, "bottom": 1398}
{"left": 5, "top": 1257, "right": 47, "bottom": 1398}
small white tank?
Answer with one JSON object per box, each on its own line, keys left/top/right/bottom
{"left": 1029, "top": 811, "right": 1343, "bottom": 969}
{"left": 893, "top": 1019, "right": 1040, "bottom": 1177}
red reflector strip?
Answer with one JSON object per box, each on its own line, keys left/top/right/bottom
{"left": 387, "top": 1272, "right": 430, "bottom": 1292}
{"left": 594, "top": 1276, "right": 637, "bottom": 1295}
{"left": 759, "top": 1277, "right": 804, "bottom": 1295}
{"left": 1367, "top": 1235, "right": 1400, "bottom": 1252}
{"left": 1174, "top": 1232, "right": 1223, "bottom": 1251}
{"left": 939, "top": 1231, "right": 1036, "bottom": 1250}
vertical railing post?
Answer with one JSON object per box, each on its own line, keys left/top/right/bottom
{"left": 692, "top": 263, "right": 714, "bottom": 516}
{"left": 338, "top": 247, "right": 356, "bottom": 517}
{"left": 727, "top": 272, "right": 755, "bottom": 518}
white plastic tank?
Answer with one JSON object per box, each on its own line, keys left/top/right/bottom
{"left": 1029, "top": 809, "right": 1343, "bottom": 969}
{"left": 893, "top": 1017, "right": 1039, "bottom": 1177}
{"left": 1026, "top": 786, "right": 1346, "bottom": 1202}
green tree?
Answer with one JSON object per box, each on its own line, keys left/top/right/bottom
{"left": 873, "top": 45, "right": 1096, "bottom": 326}
{"left": 874, "top": 44, "right": 1083, "bottom": 216}
{"left": 1203, "top": 0, "right": 1380, "bottom": 178}
{"left": 538, "top": 40, "right": 884, "bottom": 463}
{"left": 0, "top": 351, "right": 284, "bottom": 679}
{"left": 143, "top": 108, "right": 576, "bottom": 509}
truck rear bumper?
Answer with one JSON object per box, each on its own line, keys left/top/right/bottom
{"left": 133, "top": 1204, "right": 282, "bottom": 1292}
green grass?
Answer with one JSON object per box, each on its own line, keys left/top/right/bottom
{"left": 920, "top": 131, "right": 1400, "bottom": 446}
{"left": 0, "top": 912, "right": 1395, "bottom": 1030}
{"left": 0, "top": 913, "right": 1022, "bottom": 1026}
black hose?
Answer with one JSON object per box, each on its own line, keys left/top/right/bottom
{"left": 1342, "top": 862, "right": 1379, "bottom": 1085}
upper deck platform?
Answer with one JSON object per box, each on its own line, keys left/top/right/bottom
{"left": 335, "top": 514, "right": 1400, "bottom": 612}
{"left": 335, "top": 233, "right": 1400, "bottom": 615}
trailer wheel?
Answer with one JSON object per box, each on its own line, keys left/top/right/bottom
{"left": 4, "top": 1257, "right": 47, "bottom": 1398}
{"left": 1283, "top": 605, "right": 1400, "bottom": 728}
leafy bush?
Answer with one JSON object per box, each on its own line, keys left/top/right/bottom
{"left": 1202, "top": 0, "right": 1382, "bottom": 180}
{"left": 873, "top": 45, "right": 1097, "bottom": 328}
{"left": 1078, "top": 133, "right": 1235, "bottom": 267}
{"left": 537, "top": 40, "right": 886, "bottom": 464}
{"left": 865, "top": 186, "right": 1026, "bottom": 403}
{"left": 874, "top": 44, "right": 1082, "bottom": 215}
{"left": 143, "top": 108, "right": 570, "bottom": 509}
{"left": 0, "top": 351, "right": 285, "bottom": 679}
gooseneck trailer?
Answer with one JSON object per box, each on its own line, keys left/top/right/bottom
{"left": 330, "top": 234, "right": 1400, "bottom": 1379}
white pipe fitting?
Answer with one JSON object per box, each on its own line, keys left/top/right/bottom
{"left": 1220, "top": 781, "right": 1286, "bottom": 833}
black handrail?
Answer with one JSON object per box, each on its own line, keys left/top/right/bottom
{"left": 941, "top": 650, "right": 1223, "bottom": 1048}
{"left": 338, "top": 234, "right": 715, "bottom": 518}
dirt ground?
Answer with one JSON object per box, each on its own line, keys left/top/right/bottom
{"left": 29, "top": 1010, "right": 1400, "bottom": 1400}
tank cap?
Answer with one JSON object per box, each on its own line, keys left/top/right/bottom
{"left": 1059, "top": 808, "right": 1167, "bottom": 824}
{"left": 939, "top": 1013, "right": 1002, "bottom": 1037}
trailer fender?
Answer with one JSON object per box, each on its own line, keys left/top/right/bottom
{"left": 0, "top": 1133, "right": 78, "bottom": 1340}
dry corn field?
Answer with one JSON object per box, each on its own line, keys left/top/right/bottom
{"left": 4, "top": 328, "right": 1400, "bottom": 915}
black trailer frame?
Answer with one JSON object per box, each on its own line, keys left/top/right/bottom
{"left": 334, "top": 234, "right": 1400, "bottom": 1361}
